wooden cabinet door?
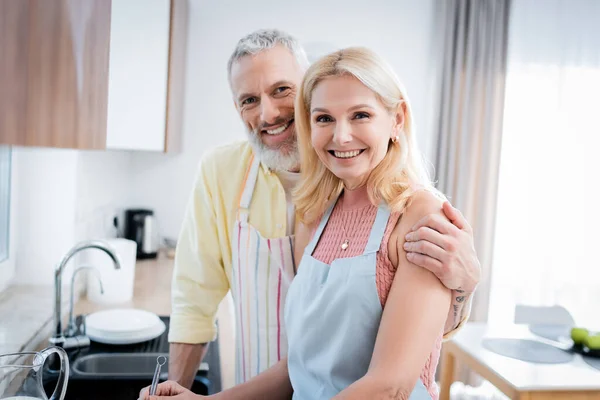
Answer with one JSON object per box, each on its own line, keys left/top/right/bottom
{"left": 0, "top": 0, "right": 111, "bottom": 149}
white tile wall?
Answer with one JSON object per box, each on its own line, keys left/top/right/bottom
{"left": 8, "top": 148, "right": 133, "bottom": 285}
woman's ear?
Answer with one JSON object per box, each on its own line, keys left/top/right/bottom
{"left": 391, "top": 102, "right": 406, "bottom": 138}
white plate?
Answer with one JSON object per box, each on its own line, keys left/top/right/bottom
{"left": 86, "top": 308, "right": 160, "bottom": 335}
{"left": 87, "top": 319, "right": 166, "bottom": 345}
{"left": 529, "top": 324, "right": 573, "bottom": 344}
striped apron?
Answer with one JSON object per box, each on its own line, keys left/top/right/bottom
{"left": 231, "top": 155, "right": 296, "bottom": 384}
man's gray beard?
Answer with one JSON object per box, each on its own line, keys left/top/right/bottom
{"left": 247, "top": 130, "right": 301, "bottom": 172}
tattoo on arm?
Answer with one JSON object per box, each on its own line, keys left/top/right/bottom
{"left": 451, "top": 292, "right": 469, "bottom": 330}
{"left": 446, "top": 289, "right": 473, "bottom": 334}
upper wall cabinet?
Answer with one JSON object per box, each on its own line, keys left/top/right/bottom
{"left": 0, "top": 0, "right": 111, "bottom": 150}
{"left": 0, "top": 0, "right": 187, "bottom": 153}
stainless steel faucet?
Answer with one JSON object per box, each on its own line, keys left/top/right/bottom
{"left": 49, "top": 240, "right": 121, "bottom": 347}
{"left": 65, "top": 265, "right": 104, "bottom": 338}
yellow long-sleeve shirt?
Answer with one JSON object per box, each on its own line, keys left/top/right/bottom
{"left": 168, "top": 140, "right": 469, "bottom": 344}
{"left": 169, "top": 141, "right": 289, "bottom": 344}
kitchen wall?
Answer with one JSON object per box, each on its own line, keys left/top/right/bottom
{"left": 8, "top": 148, "right": 133, "bottom": 285}
{"left": 74, "top": 150, "right": 133, "bottom": 240}
{"left": 128, "top": 0, "right": 442, "bottom": 240}
{"left": 12, "top": 148, "right": 77, "bottom": 285}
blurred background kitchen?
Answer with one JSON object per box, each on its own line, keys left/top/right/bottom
{"left": 0, "top": 0, "right": 599, "bottom": 399}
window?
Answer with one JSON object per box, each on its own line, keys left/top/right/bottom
{"left": 488, "top": 0, "right": 600, "bottom": 329}
{"left": 0, "top": 146, "right": 10, "bottom": 263}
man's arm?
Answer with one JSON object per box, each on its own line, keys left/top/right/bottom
{"left": 443, "top": 290, "right": 473, "bottom": 338}
{"left": 168, "top": 156, "right": 230, "bottom": 387}
{"left": 169, "top": 343, "right": 209, "bottom": 389}
{"left": 403, "top": 201, "right": 480, "bottom": 336}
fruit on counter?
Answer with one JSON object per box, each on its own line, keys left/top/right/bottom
{"left": 571, "top": 327, "right": 589, "bottom": 345}
{"left": 584, "top": 334, "right": 600, "bottom": 350}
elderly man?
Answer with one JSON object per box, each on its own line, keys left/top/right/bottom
{"left": 167, "top": 29, "right": 480, "bottom": 391}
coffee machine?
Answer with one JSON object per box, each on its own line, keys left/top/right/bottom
{"left": 124, "top": 209, "right": 159, "bottom": 259}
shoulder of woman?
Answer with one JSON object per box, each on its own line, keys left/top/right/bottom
{"left": 386, "top": 189, "right": 445, "bottom": 264}
{"left": 404, "top": 189, "right": 445, "bottom": 218}
{"left": 390, "top": 188, "right": 446, "bottom": 239}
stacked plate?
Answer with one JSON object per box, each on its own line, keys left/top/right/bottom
{"left": 86, "top": 308, "right": 166, "bottom": 345}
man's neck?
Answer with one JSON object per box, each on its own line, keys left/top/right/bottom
{"left": 283, "top": 164, "right": 300, "bottom": 173}
{"left": 272, "top": 166, "right": 300, "bottom": 174}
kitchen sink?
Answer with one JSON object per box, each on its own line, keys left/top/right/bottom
{"left": 43, "top": 374, "right": 209, "bottom": 400}
{"left": 72, "top": 353, "right": 209, "bottom": 377}
{"left": 41, "top": 316, "right": 218, "bottom": 399}
{"left": 73, "top": 353, "right": 161, "bottom": 376}
{"left": 43, "top": 354, "right": 210, "bottom": 400}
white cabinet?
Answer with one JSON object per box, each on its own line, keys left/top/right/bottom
{"left": 106, "top": 0, "right": 186, "bottom": 153}
{"left": 106, "top": 0, "right": 171, "bottom": 152}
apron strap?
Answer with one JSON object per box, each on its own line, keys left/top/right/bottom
{"left": 303, "top": 197, "right": 338, "bottom": 256}
{"left": 363, "top": 203, "right": 392, "bottom": 255}
{"left": 238, "top": 155, "right": 261, "bottom": 223}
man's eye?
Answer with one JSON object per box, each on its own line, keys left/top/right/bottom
{"left": 275, "top": 86, "right": 291, "bottom": 94}
{"left": 242, "top": 97, "right": 257, "bottom": 106}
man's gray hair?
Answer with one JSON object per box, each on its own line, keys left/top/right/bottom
{"left": 227, "top": 29, "right": 310, "bottom": 83}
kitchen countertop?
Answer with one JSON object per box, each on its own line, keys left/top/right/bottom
{"left": 0, "top": 255, "right": 176, "bottom": 358}
{"left": 0, "top": 283, "right": 65, "bottom": 357}
{"left": 74, "top": 253, "right": 174, "bottom": 316}
{"left": 0, "top": 252, "right": 235, "bottom": 389}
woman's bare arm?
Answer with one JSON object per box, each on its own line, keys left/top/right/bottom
{"left": 334, "top": 191, "right": 451, "bottom": 399}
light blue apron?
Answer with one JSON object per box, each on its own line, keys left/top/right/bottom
{"left": 284, "top": 198, "right": 431, "bottom": 399}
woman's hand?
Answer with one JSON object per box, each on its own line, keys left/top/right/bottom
{"left": 138, "top": 380, "right": 205, "bottom": 400}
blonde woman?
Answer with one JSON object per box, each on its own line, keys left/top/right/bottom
{"left": 286, "top": 46, "right": 450, "bottom": 399}
{"left": 141, "top": 47, "right": 451, "bottom": 400}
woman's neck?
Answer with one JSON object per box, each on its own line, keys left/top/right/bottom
{"left": 340, "top": 184, "right": 371, "bottom": 210}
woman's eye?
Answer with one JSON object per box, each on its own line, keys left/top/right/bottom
{"left": 316, "top": 115, "right": 333, "bottom": 123}
{"left": 354, "top": 112, "right": 370, "bottom": 119}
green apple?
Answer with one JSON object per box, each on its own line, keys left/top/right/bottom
{"left": 584, "top": 334, "right": 600, "bottom": 350}
{"left": 571, "top": 327, "right": 589, "bottom": 345}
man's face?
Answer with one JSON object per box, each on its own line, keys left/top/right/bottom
{"left": 230, "top": 45, "right": 304, "bottom": 172}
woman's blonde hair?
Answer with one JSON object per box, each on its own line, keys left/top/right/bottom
{"left": 294, "top": 47, "right": 438, "bottom": 224}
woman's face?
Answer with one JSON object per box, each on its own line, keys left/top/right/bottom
{"left": 310, "top": 74, "right": 404, "bottom": 189}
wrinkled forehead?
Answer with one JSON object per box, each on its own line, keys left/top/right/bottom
{"left": 229, "top": 45, "right": 304, "bottom": 97}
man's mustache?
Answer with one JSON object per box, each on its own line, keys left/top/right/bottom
{"left": 256, "top": 116, "right": 294, "bottom": 132}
